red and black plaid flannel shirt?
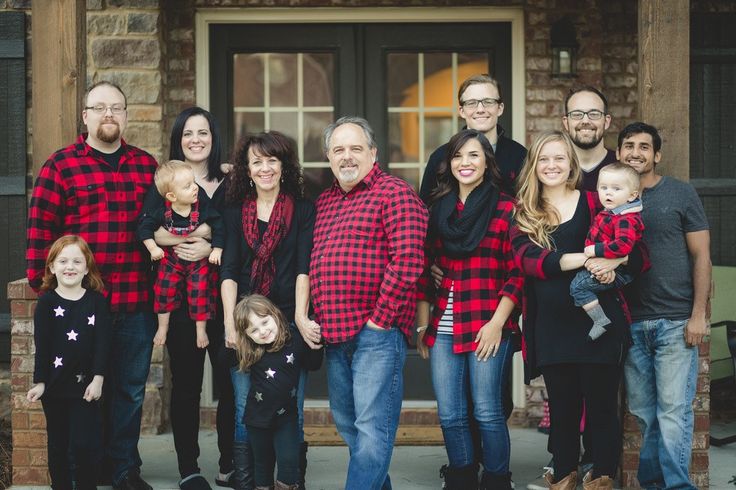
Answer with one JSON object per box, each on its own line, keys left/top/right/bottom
{"left": 310, "top": 164, "right": 428, "bottom": 343}
{"left": 586, "top": 209, "right": 644, "bottom": 258}
{"left": 27, "top": 134, "right": 157, "bottom": 313}
{"left": 417, "top": 194, "right": 523, "bottom": 354}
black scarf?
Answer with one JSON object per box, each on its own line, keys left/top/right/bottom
{"left": 430, "top": 180, "right": 499, "bottom": 258}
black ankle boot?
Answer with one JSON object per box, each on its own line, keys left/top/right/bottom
{"left": 440, "top": 463, "right": 478, "bottom": 490}
{"left": 232, "top": 442, "right": 255, "bottom": 490}
{"left": 298, "top": 441, "right": 308, "bottom": 490}
{"left": 479, "top": 471, "right": 513, "bottom": 490}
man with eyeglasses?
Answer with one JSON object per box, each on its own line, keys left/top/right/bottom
{"left": 562, "top": 86, "right": 618, "bottom": 191}
{"left": 27, "top": 81, "right": 158, "bottom": 490}
{"left": 419, "top": 74, "right": 526, "bottom": 200}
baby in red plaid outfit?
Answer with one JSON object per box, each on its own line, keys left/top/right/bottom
{"left": 570, "top": 163, "right": 644, "bottom": 341}
{"left": 138, "top": 160, "right": 224, "bottom": 348}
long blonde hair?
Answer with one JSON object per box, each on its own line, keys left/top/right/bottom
{"left": 514, "top": 130, "right": 581, "bottom": 250}
{"left": 233, "top": 294, "right": 290, "bottom": 371}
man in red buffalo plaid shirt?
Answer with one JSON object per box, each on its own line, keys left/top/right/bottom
{"left": 310, "top": 116, "right": 428, "bottom": 489}
{"left": 26, "top": 81, "right": 157, "bottom": 490}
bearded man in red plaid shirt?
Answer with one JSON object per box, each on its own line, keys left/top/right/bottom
{"left": 310, "top": 117, "right": 428, "bottom": 490}
{"left": 26, "top": 81, "right": 157, "bottom": 490}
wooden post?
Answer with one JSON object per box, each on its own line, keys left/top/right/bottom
{"left": 31, "top": 0, "right": 86, "bottom": 177}
{"left": 637, "top": 0, "right": 689, "bottom": 181}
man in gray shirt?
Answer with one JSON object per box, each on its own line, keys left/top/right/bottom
{"left": 618, "top": 122, "right": 711, "bottom": 490}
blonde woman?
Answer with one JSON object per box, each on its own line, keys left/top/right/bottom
{"left": 511, "top": 130, "right": 648, "bottom": 490}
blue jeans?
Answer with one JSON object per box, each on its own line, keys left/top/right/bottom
{"left": 430, "top": 334, "right": 513, "bottom": 475}
{"left": 326, "top": 325, "right": 407, "bottom": 490}
{"left": 569, "top": 268, "right": 633, "bottom": 307}
{"left": 624, "top": 319, "right": 698, "bottom": 490}
{"left": 105, "top": 311, "right": 155, "bottom": 484}
{"left": 231, "top": 365, "right": 308, "bottom": 443}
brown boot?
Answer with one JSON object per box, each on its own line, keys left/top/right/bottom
{"left": 544, "top": 470, "right": 577, "bottom": 489}
{"left": 582, "top": 471, "right": 613, "bottom": 490}
{"left": 274, "top": 482, "right": 299, "bottom": 490}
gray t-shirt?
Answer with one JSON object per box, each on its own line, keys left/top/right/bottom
{"left": 627, "top": 176, "right": 709, "bottom": 321}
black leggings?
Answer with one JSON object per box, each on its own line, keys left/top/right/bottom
{"left": 540, "top": 363, "right": 621, "bottom": 481}
{"left": 42, "top": 397, "right": 103, "bottom": 490}
{"left": 247, "top": 418, "right": 300, "bottom": 486}
{"left": 168, "top": 306, "right": 235, "bottom": 477}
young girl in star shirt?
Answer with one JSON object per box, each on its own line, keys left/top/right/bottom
{"left": 233, "top": 294, "right": 322, "bottom": 490}
{"left": 26, "top": 235, "right": 111, "bottom": 490}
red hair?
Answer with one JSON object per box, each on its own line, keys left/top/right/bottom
{"left": 41, "top": 235, "right": 105, "bottom": 293}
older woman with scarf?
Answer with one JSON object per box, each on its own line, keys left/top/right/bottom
{"left": 220, "top": 131, "right": 319, "bottom": 490}
{"left": 416, "top": 129, "right": 523, "bottom": 490}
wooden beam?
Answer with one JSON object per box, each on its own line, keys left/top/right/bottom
{"left": 638, "top": 0, "right": 690, "bottom": 181}
{"left": 31, "top": 0, "right": 86, "bottom": 177}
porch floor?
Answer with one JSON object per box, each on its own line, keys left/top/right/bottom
{"left": 11, "top": 426, "right": 736, "bottom": 489}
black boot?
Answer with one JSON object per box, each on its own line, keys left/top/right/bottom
{"left": 440, "top": 464, "right": 478, "bottom": 490}
{"left": 298, "top": 441, "right": 308, "bottom": 490}
{"left": 232, "top": 442, "right": 255, "bottom": 490}
{"left": 479, "top": 471, "right": 513, "bottom": 490}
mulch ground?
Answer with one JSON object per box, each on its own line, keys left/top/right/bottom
{"left": 0, "top": 418, "right": 10, "bottom": 490}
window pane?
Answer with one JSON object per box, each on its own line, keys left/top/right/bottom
{"left": 387, "top": 53, "right": 418, "bottom": 107}
{"left": 233, "top": 112, "right": 264, "bottom": 146}
{"left": 270, "top": 112, "right": 298, "bottom": 142}
{"left": 304, "top": 112, "right": 333, "bottom": 162}
{"left": 303, "top": 168, "right": 335, "bottom": 201}
{"left": 457, "top": 53, "right": 490, "bottom": 82}
{"left": 390, "top": 167, "right": 420, "bottom": 193}
{"left": 303, "top": 53, "right": 334, "bottom": 107}
{"left": 425, "top": 116, "right": 454, "bottom": 159}
{"left": 388, "top": 112, "right": 419, "bottom": 163}
{"left": 423, "top": 53, "right": 453, "bottom": 107}
{"left": 269, "top": 54, "right": 297, "bottom": 107}
{"left": 233, "top": 54, "right": 264, "bottom": 107}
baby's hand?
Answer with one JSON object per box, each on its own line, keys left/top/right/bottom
{"left": 209, "top": 248, "right": 222, "bottom": 265}
{"left": 153, "top": 328, "right": 167, "bottom": 346}
{"left": 151, "top": 247, "right": 165, "bottom": 261}
{"left": 196, "top": 328, "right": 209, "bottom": 349}
{"left": 584, "top": 245, "right": 595, "bottom": 257}
{"left": 26, "top": 383, "right": 45, "bottom": 402}
{"left": 83, "top": 376, "right": 104, "bottom": 402}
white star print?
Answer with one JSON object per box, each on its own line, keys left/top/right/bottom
{"left": 53, "top": 357, "right": 63, "bottom": 368}
{"left": 87, "top": 315, "right": 95, "bottom": 326}
{"left": 290, "top": 388, "right": 297, "bottom": 398}
{"left": 285, "top": 353, "right": 295, "bottom": 364}
{"left": 276, "top": 408, "right": 286, "bottom": 415}
{"left": 54, "top": 306, "right": 65, "bottom": 317}
{"left": 265, "top": 368, "right": 276, "bottom": 379}
{"left": 255, "top": 392, "right": 263, "bottom": 402}
{"left": 76, "top": 374, "right": 85, "bottom": 383}
{"left": 66, "top": 330, "right": 78, "bottom": 341}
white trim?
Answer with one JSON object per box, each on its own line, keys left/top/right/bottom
{"left": 194, "top": 6, "right": 527, "bottom": 408}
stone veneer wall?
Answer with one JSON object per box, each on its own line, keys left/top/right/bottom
{"left": 5, "top": 0, "right": 715, "bottom": 486}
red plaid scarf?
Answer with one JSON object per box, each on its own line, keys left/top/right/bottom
{"left": 242, "top": 192, "right": 295, "bottom": 296}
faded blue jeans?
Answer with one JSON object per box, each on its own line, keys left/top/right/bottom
{"left": 106, "top": 311, "right": 155, "bottom": 485}
{"left": 624, "top": 318, "right": 698, "bottom": 490}
{"left": 430, "top": 334, "right": 513, "bottom": 475}
{"left": 326, "top": 325, "right": 407, "bottom": 490}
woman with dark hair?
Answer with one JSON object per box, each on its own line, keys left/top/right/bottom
{"left": 220, "top": 131, "right": 319, "bottom": 490}
{"left": 416, "top": 129, "right": 523, "bottom": 490}
{"left": 141, "top": 106, "right": 235, "bottom": 489}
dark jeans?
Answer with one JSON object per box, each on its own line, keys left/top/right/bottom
{"left": 105, "top": 311, "right": 155, "bottom": 484}
{"left": 168, "top": 306, "right": 235, "bottom": 478}
{"left": 247, "top": 418, "right": 300, "bottom": 486}
{"left": 42, "top": 397, "right": 103, "bottom": 490}
{"left": 541, "top": 363, "right": 622, "bottom": 481}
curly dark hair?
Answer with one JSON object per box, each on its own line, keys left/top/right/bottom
{"left": 426, "top": 129, "right": 501, "bottom": 207}
{"left": 227, "top": 131, "right": 305, "bottom": 204}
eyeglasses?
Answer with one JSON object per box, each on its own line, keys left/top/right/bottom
{"left": 566, "top": 109, "right": 606, "bottom": 121}
{"left": 461, "top": 98, "right": 501, "bottom": 110}
{"left": 84, "top": 104, "right": 127, "bottom": 115}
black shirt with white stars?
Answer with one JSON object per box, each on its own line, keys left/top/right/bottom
{"left": 243, "top": 326, "right": 322, "bottom": 429}
{"left": 32, "top": 290, "right": 111, "bottom": 398}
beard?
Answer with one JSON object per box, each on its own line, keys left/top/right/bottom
{"left": 96, "top": 121, "right": 121, "bottom": 144}
{"left": 569, "top": 125, "right": 603, "bottom": 150}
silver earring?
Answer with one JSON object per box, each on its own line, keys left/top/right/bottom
{"left": 249, "top": 179, "right": 254, "bottom": 188}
